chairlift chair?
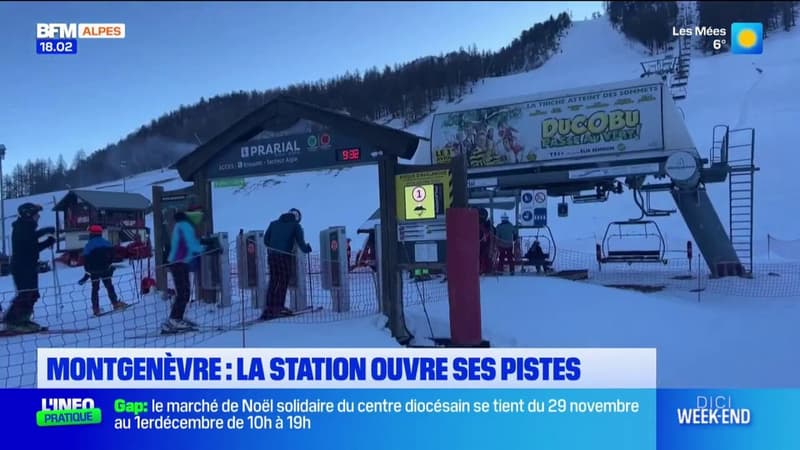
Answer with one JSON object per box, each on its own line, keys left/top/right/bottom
{"left": 518, "top": 225, "right": 557, "bottom": 270}
{"left": 595, "top": 220, "right": 668, "bottom": 270}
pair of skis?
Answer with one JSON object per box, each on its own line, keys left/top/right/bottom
{"left": 242, "top": 305, "right": 324, "bottom": 326}
{"left": 92, "top": 301, "right": 136, "bottom": 318}
{"left": 0, "top": 303, "right": 137, "bottom": 338}
{"left": 127, "top": 305, "right": 325, "bottom": 340}
{"left": 0, "top": 326, "right": 93, "bottom": 338}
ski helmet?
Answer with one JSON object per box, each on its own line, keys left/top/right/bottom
{"left": 185, "top": 205, "right": 204, "bottom": 226}
{"left": 18, "top": 203, "right": 42, "bottom": 219}
{"left": 88, "top": 225, "right": 103, "bottom": 235}
{"left": 289, "top": 208, "right": 302, "bottom": 223}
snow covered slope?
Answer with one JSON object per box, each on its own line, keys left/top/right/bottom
{"left": 411, "top": 18, "right": 799, "bottom": 253}
{"left": 1, "top": 166, "right": 378, "bottom": 260}
{"left": 209, "top": 167, "right": 379, "bottom": 246}
{"left": 405, "top": 275, "right": 800, "bottom": 388}
{"left": 1, "top": 169, "right": 191, "bottom": 250}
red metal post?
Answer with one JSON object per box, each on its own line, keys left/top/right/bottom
{"left": 446, "top": 207, "right": 483, "bottom": 346}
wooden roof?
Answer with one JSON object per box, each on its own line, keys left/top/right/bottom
{"left": 358, "top": 208, "right": 382, "bottom": 233}
{"left": 53, "top": 190, "right": 152, "bottom": 212}
{"left": 172, "top": 95, "right": 426, "bottom": 181}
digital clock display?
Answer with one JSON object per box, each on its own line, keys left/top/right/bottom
{"left": 36, "top": 38, "right": 78, "bottom": 55}
{"left": 336, "top": 148, "right": 361, "bottom": 162}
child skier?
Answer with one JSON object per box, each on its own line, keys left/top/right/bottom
{"left": 78, "top": 225, "right": 128, "bottom": 316}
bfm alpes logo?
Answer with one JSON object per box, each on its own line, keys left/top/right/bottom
{"left": 37, "top": 397, "right": 102, "bottom": 427}
{"left": 36, "top": 23, "right": 126, "bottom": 39}
{"left": 35, "top": 23, "right": 125, "bottom": 54}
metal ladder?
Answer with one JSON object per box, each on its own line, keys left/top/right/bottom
{"left": 726, "top": 128, "right": 757, "bottom": 273}
{"left": 709, "top": 124, "right": 730, "bottom": 165}
{"left": 670, "top": 7, "right": 693, "bottom": 101}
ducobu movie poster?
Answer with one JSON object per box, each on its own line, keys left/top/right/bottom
{"left": 430, "top": 83, "right": 665, "bottom": 168}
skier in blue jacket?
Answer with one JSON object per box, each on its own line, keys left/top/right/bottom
{"left": 78, "top": 225, "right": 128, "bottom": 316}
{"left": 162, "top": 207, "right": 207, "bottom": 333}
{"left": 260, "top": 208, "right": 312, "bottom": 320}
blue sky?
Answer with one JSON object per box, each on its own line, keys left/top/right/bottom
{"left": 0, "top": 1, "right": 602, "bottom": 171}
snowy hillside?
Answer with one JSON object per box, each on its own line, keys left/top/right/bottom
{"left": 409, "top": 18, "right": 800, "bottom": 250}
{"left": 1, "top": 170, "right": 192, "bottom": 251}
{"left": 223, "top": 17, "right": 799, "bottom": 255}
{"left": 2, "top": 16, "right": 800, "bottom": 389}
{"left": 0, "top": 166, "right": 379, "bottom": 259}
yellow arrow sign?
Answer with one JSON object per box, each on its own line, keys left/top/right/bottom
{"left": 404, "top": 185, "right": 435, "bottom": 220}
{"left": 395, "top": 169, "right": 452, "bottom": 221}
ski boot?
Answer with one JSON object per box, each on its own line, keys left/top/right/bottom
{"left": 112, "top": 300, "right": 129, "bottom": 311}
{"left": 259, "top": 309, "right": 282, "bottom": 321}
{"left": 180, "top": 317, "right": 198, "bottom": 328}
{"left": 4, "top": 312, "right": 44, "bottom": 333}
{"left": 5, "top": 321, "right": 43, "bottom": 334}
{"left": 161, "top": 318, "right": 196, "bottom": 334}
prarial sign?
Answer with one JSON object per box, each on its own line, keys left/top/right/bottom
{"left": 205, "top": 132, "right": 380, "bottom": 179}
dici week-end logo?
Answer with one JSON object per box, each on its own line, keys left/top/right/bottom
{"left": 731, "top": 22, "right": 763, "bottom": 54}
{"left": 37, "top": 397, "right": 102, "bottom": 427}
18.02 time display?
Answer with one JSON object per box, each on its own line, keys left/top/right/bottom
{"left": 36, "top": 39, "right": 77, "bottom": 55}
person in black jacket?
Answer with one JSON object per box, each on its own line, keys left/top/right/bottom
{"left": 478, "top": 208, "right": 495, "bottom": 275}
{"left": 524, "top": 240, "right": 552, "bottom": 274}
{"left": 2, "top": 203, "right": 56, "bottom": 332}
{"left": 261, "top": 208, "right": 312, "bottom": 320}
{"left": 77, "top": 225, "right": 128, "bottom": 316}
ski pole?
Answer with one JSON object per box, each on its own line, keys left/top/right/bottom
{"left": 307, "top": 253, "right": 313, "bottom": 308}
{"left": 49, "top": 194, "right": 63, "bottom": 315}
{"left": 50, "top": 246, "right": 63, "bottom": 317}
{"left": 130, "top": 257, "right": 139, "bottom": 302}
{"left": 138, "top": 258, "right": 144, "bottom": 300}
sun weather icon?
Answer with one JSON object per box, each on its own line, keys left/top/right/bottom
{"left": 731, "top": 23, "right": 763, "bottom": 54}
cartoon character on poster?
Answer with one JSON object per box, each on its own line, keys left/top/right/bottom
{"left": 498, "top": 121, "right": 524, "bottom": 163}
{"left": 436, "top": 105, "right": 524, "bottom": 167}
{"left": 486, "top": 127, "right": 497, "bottom": 155}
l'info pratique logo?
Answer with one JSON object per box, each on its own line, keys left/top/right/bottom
{"left": 37, "top": 397, "right": 102, "bottom": 427}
